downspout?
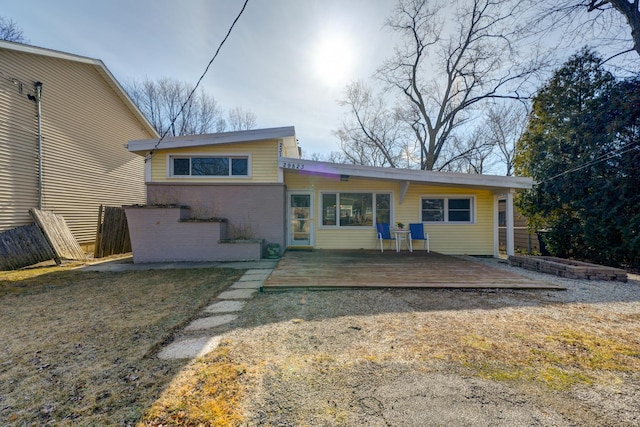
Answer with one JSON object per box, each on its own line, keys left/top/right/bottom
{"left": 35, "top": 81, "right": 43, "bottom": 209}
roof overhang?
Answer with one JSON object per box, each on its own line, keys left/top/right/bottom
{"left": 127, "top": 126, "right": 297, "bottom": 152}
{"left": 279, "top": 158, "right": 533, "bottom": 192}
{"left": 0, "top": 40, "right": 159, "bottom": 138}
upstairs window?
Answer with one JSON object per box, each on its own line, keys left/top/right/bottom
{"left": 170, "top": 156, "right": 249, "bottom": 177}
{"left": 421, "top": 196, "right": 474, "bottom": 223}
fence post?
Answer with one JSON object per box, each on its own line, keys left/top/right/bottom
{"left": 94, "top": 204, "right": 104, "bottom": 258}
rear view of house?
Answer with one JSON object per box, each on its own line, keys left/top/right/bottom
{"left": 127, "top": 126, "right": 533, "bottom": 262}
{"left": 0, "top": 40, "right": 158, "bottom": 248}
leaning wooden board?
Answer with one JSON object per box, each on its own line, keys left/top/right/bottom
{"left": 30, "top": 208, "right": 86, "bottom": 263}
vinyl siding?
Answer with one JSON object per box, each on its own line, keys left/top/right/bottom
{"left": 396, "top": 185, "right": 495, "bottom": 255}
{"left": 150, "top": 140, "right": 280, "bottom": 183}
{"left": 0, "top": 48, "right": 155, "bottom": 243}
{"left": 285, "top": 170, "right": 496, "bottom": 255}
{"left": 0, "top": 70, "right": 39, "bottom": 230}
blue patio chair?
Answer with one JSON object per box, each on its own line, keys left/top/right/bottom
{"left": 409, "top": 223, "right": 430, "bottom": 253}
{"left": 376, "top": 222, "right": 396, "bottom": 252}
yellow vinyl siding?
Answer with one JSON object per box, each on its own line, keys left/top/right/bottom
{"left": 285, "top": 172, "right": 397, "bottom": 192}
{"left": 396, "top": 185, "right": 494, "bottom": 255}
{"left": 280, "top": 137, "right": 300, "bottom": 158}
{"left": 285, "top": 171, "right": 495, "bottom": 254}
{"left": 150, "top": 140, "right": 280, "bottom": 183}
{"left": 286, "top": 172, "right": 394, "bottom": 249}
{"left": 0, "top": 48, "right": 154, "bottom": 243}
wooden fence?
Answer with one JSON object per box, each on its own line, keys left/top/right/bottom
{"left": 0, "top": 209, "right": 86, "bottom": 270}
{"left": 94, "top": 205, "right": 132, "bottom": 258}
{"left": 30, "top": 208, "right": 87, "bottom": 262}
{"left": 0, "top": 224, "right": 56, "bottom": 270}
{"left": 499, "top": 227, "right": 540, "bottom": 254}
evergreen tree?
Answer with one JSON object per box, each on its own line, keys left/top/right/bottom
{"left": 515, "top": 49, "right": 640, "bottom": 268}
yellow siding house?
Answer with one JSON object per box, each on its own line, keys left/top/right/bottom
{"left": 128, "top": 126, "right": 532, "bottom": 258}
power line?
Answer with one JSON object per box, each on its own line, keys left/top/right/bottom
{"left": 146, "top": 0, "right": 250, "bottom": 159}
{"left": 536, "top": 140, "right": 638, "bottom": 185}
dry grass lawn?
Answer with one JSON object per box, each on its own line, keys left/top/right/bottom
{"left": 0, "top": 265, "right": 241, "bottom": 426}
{"left": 139, "top": 284, "right": 640, "bottom": 426}
{"left": 3, "top": 258, "right": 640, "bottom": 426}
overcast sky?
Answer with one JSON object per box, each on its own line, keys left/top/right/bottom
{"left": 4, "top": 0, "right": 400, "bottom": 156}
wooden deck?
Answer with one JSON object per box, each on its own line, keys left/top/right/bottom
{"left": 262, "top": 250, "right": 565, "bottom": 290}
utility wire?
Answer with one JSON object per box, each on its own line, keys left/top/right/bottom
{"left": 536, "top": 140, "right": 638, "bottom": 185}
{"left": 147, "top": 0, "right": 250, "bottom": 159}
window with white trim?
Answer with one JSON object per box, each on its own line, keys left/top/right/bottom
{"left": 321, "top": 192, "right": 391, "bottom": 227}
{"left": 170, "top": 156, "right": 249, "bottom": 177}
{"left": 421, "top": 196, "right": 474, "bottom": 223}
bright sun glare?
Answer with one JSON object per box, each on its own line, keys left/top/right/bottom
{"left": 314, "top": 34, "right": 354, "bottom": 87}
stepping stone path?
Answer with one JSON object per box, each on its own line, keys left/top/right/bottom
{"left": 158, "top": 268, "right": 271, "bottom": 360}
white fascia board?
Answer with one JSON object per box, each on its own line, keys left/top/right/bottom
{"left": 279, "top": 158, "right": 533, "bottom": 191}
{"left": 127, "top": 126, "right": 296, "bottom": 152}
{"left": 0, "top": 40, "right": 102, "bottom": 65}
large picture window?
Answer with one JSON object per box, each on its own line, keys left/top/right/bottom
{"left": 321, "top": 192, "right": 391, "bottom": 227}
{"left": 421, "top": 196, "right": 474, "bottom": 223}
{"left": 170, "top": 156, "right": 249, "bottom": 177}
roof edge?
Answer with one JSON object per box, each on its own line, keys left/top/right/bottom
{"left": 0, "top": 40, "right": 160, "bottom": 138}
{"left": 279, "top": 158, "right": 533, "bottom": 190}
{"left": 0, "top": 39, "right": 104, "bottom": 66}
{"left": 127, "top": 126, "right": 296, "bottom": 152}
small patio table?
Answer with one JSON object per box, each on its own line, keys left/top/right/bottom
{"left": 392, "top": 229, "right": 413, "bottom": 252}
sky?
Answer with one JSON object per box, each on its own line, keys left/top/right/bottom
{"left": 4, "top": 0, "right": 635, "bottom": 162}
{"left": 4, "top": 0, "right": 399, "bottom": 157}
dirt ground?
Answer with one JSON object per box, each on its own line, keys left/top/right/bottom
{"left": 173, "top": 258, "right": 640, "bottom": 426}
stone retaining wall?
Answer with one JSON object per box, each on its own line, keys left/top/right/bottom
{"left": 508, "top": 255, "right": 627, "bottom": 282}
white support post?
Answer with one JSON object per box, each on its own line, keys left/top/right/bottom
{"left": 506, "top": 191, "right": 515, "bottom": 257}
{"left": 493, "top": 194, "right": 499, "bottom": 258}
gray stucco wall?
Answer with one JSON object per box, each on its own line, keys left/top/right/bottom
{"left": 124, "top": 206, "right": 263, "bottom": 262}
{"left": 146, "top": 183, "right": 286, "bottom": 249}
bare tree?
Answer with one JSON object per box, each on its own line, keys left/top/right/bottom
{"left": 0, "top": 17, "right": 28, "bottom": 43}
{"left": 533, "top": 1, "right": 640, "bottom": 59}
{"left": 484, "top": 103, "right": 529, "bottom": 175}
{"left": 437, "top": 102, "right": 528, "bottom": 174}
{"left": 437, "top": 125, "right": 495, "bottom": 173}
{"left": 377, "top": 0, "right": 541, "bottom": 171}
{"left": 228, "top": 107, "right": 257, "bottom": 131}
{"left": 125, "top": 77, "right": 229, "bottom": 137}
{"left": 304, "top": 151, "right": 350, "bottom": 163}
{"left": 333, "top": 81, "right": 413, "bottom": 167}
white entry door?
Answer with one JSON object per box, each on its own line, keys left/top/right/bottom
{"left": 288, "top": 193, "right": 313, "bottom": 247}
